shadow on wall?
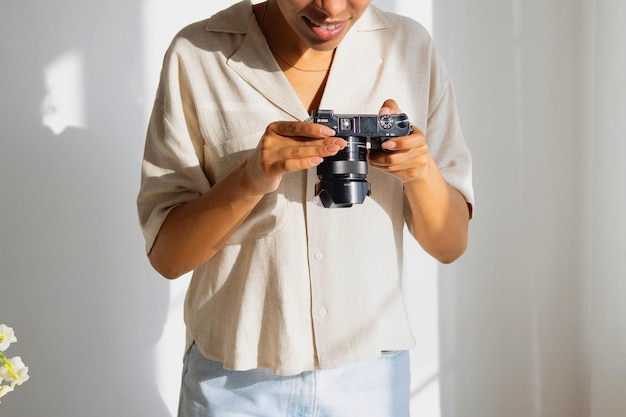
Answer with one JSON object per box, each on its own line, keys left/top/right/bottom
{"left": 0, "top": 1, "right": 170, "bottom": 416}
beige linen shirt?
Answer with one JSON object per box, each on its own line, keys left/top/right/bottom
{"left": 138, "top": 0, "right": 473, "bottom": 375}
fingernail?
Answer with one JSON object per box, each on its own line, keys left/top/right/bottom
{"left": 321, "top": 127, "right": 336, "bottom": 136}
{"left": 383, "top": 141, "right": 397, "bottom": 149}
{"left": 311, "top": 157, "right": 324, "bottom": 165}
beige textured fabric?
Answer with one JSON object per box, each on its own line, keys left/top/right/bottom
{"left": 137, "top": 0, "right": 473, "bottom": 375}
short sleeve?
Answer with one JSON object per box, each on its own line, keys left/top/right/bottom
{"left": 137, "top": 45, "right": 211, "bottom": 253}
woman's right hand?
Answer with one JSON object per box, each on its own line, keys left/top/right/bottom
{"left": 241, "top": 121, "right": 345, "bottom": 196}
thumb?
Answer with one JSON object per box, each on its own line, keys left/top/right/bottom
{"left": 379, "top": 98, "right": 401, "bottom": 114}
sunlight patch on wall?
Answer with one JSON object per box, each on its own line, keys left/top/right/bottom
{"left": 41, "top": 49, "right": 86, "bottom": 135}
{"left": 403, "top": 232, "right": 441, "bottom": 417}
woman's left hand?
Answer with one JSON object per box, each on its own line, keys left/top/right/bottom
{"left": 368, "top": 99, "right": 430, "bottom": 183}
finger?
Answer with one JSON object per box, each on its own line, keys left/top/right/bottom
{"left": 371, "top": 140, "right": 430, "bottom": 166}
{"left": 381, "top": 137, "right": 425, "bottom": 152}
{"left": 379, "top": 98, "right": 401, "bottom": 115}
{"left": 369, "top": 149, "right": 411, "bottom": 167}
{"left": 278, "top": 140, "right": 344, "bottom": 161}
{"left": 381, "top": 128, "right": 427, "bottom": 151}
{"left": 369, "top": 151, "right": 429, "bottom": 182}
{"left": 261, "top": 138, "right": 346, "bottom": 176}
{"left": 272, "top": 121, "right": 336, "bottom": 139}
{"left": 282, "top": 156, "right": 325, "bottom": 172}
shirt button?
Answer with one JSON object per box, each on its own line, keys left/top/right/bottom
{"left": 318, "top": 308, "right": 327, "bottom": 317}
{"left": 314, "top": 252, "right": 324, "bottom": 261}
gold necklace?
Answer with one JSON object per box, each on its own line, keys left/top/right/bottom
{"left": 260, "top": 3, "right": 332, "bottom": 73}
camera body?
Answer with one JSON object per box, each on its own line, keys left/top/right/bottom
{"left": 311, "top": 109, "right": 412, "bottom": 208}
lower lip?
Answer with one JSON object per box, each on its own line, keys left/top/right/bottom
{"left": 304, "top": 17, "right": 347, "bottom": 41}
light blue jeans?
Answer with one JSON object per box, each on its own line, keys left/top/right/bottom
{"left": 178, "top": 344, "right": 410, "bottom": 417}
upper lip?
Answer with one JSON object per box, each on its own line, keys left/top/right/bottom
{"left": 305, "top": 16, "right": 347, "bottom": 28}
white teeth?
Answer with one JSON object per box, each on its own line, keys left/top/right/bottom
{"left": 308, "top": 18, "right": 340, "bottom": 30}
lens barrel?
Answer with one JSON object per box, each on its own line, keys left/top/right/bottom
{"left": 315, "top": 136, "right": 371, "bottom": 208}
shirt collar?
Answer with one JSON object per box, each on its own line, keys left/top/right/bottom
{"left": 204, "top": 1, "right": 392, "bottom": 119}
{"left": 205, "top": 0, "right": 254, "bottom": 34}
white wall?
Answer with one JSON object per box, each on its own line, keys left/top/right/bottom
{"left": 588, "top": 1, "right": 626, "bottom": 415}
{"left": 1, "top": 1, "right": 169, "bottom": 415}
{"left": 434, "top": 0, "right": 626, "bottom": 416}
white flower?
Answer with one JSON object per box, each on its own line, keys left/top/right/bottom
{"left": 0, "top": 325, "right": 17, "bottom": 352}
{"left": 0, "top": 383, "right": 14, "bottom": 401}
{"left": 0, "top": 325, "right": 29, "bottom": 403}
{"left": 0, "top": 356, "right": 29, "bottom": 386}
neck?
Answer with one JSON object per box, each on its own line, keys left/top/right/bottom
{"left": 257, "top": 1, "right": 335, "bottom": 73}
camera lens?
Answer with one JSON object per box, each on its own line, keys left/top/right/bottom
{"left": 315, "top": 136, "right": 371, "bottom": 208}
{"left": 317, "top": 137, "right": 367, "bottom": 177}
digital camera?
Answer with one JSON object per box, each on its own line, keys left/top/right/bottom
{"left": 310, "top": 109, "right": 412, "bottom": 208}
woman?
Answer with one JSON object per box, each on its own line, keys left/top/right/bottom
{"left": 138, "top": 1, "right": 474, "bottom": 416}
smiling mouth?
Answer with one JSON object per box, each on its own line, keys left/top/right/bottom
{"left": 304, "top": 16, "right": 346, "bottom": 31}
{"left": 302, "top": 16, "right": 349, "bottom": 42}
